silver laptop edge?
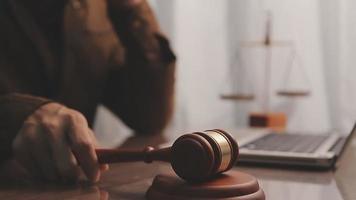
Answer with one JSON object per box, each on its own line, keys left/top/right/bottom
{"left": 236, "top": 124, "right": 356, "bottom": 168}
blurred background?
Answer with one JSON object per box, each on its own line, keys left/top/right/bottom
{"left": 94, "top": 0, "right": 356, "bottom": 146}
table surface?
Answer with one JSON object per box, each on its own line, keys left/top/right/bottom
{"left": 0, "top": 128, "right": 355, "bottom": 200}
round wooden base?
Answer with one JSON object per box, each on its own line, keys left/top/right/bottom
{"left": 146, "top": 171, "right": 265, "bottom": 200}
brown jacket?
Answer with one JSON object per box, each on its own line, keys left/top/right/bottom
{"left": 0, "top": 0, "right": 176, "bottom": 163}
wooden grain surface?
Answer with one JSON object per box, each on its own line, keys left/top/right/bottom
{"left": 0, "top": 130, "right": 354, "bottom": 200}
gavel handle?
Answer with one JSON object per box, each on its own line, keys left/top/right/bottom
{"left": 96, "top": 146, "right": 171, "bottom": 164}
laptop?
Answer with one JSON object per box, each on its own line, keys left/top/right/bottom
{"left": 236, "top": 123, "right": 356, "bottom": 169}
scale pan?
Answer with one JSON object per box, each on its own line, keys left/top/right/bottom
{"left": 276, "top": 90, "right": 310, "bottom": 97}
{"left": 220, "top": 94, "right": 255, "bottom": 101}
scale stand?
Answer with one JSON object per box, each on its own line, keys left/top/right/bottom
{"left": 221, "top": 11, "right": 311, "bottom": 131}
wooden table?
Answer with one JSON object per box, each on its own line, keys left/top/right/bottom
{"left": 0, "top": 129, "right": 355, "bottom": 200}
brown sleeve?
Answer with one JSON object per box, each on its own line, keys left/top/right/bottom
{"left": 0, "top": 93, "right": 52, "bottom": 163}
{"left": 102, "top": 1, "right": 176, "bottom": 135}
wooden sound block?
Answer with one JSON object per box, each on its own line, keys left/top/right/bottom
{"left": 146, "top": 171, "right": 265, "bottom": 200}
{"left": 249, "top": 112, "right": 287, "bottom": 131}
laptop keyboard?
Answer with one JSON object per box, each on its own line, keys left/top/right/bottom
{"left": 241, "top": 134, "right": 329, "bottom": 153}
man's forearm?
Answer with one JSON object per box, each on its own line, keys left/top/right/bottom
{"left": 103, "top": 0, "right": 176, "bottom": 134}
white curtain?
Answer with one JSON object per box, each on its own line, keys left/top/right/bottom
{"left": 320, "top": 0, "right": 356, "bottom": 133}
{"left": 94, "top": 0, "right": 356, "bottom": 144}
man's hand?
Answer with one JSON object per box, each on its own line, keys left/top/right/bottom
{"left": 12, "top": 103, "right": 107, "bottom": 183}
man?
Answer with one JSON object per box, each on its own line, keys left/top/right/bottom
{"left": 0, "top": 0, "right": 175, "bottom": 183}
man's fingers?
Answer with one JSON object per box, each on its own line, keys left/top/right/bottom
{"left": 88, "top": 129, "right": 109, "bottom": 172}
{"left": 30, "top": 131, "right": 59, "bottom": 182}
{"left": 30, "top": 146, "right": 58, "bottom": 181}
{"left": 40, "top": 113, "right": 81, "bottom": 183}
{"left": 47, "top": 128, "right": 80, "bottom": 183}
{"left": 13, "top": 136, "right": 40, "bottom": 178}
{"left": 70, "top": 133, "right": 100, "bottom": 182}
{"left": 66, "top": 112, "right": 101, "bottom": 183}
{"left": 100, "top": 164, "right": 109, "bottom": 172}
{"left": 13, "top": 103, "right": 104, "bottom": 183}
{"left": 36, "top": 116, "right": 81, "bottom": 183}
{"left": 14, "top": 124, "right": 46, "bottom": 179}
{"left": 70, "top": 132, "right": 100, "bottom": 182}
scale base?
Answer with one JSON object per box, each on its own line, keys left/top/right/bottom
{"left": 249, "top": 112, "right": 287, "bottom": 131}
{"left": 146, "top": 171, "right": 265, "bottom": 200}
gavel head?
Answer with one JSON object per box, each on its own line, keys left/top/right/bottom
{"left": 170, "top": 129, "right": 239, "bottom": 182}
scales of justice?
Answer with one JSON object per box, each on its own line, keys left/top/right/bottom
{"left": 221, "top": 11, "right": 311, "bottom": 131}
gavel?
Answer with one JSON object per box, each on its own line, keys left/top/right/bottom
{"left": 96, "top": 129, "right": 239, "bottom": 182}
